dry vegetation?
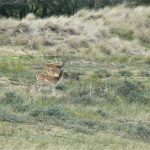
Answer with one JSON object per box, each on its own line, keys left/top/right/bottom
{"left": 0, "top": 5, "right": 150, "bottom": 56}
{"left": 0, "top": 5, "right": 150, "bottom": 150}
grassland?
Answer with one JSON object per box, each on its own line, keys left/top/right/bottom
{"left": 0, "top": 5, "right": 150, "bottom": 150}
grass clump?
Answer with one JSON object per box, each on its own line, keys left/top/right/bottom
{"left": 111, "top": 26, "right": 134, "bottom": 40}
{"left": 30, "top": 106, "right": 72, "bottom": 121}
{"left": 142, "top": 57, "right": 150, "bottom": 64}
{"left": 95, "top": 68, "right": 111, "bottom": 78}
{"left": 0, "top": 91, "right": 31, "bottom": 113}
{"left": 17, "top": 23, "right": 29, "bottom": 33}
{"left": 1, "top": 91, "right": 24, "bottom": 105}
{"left": 127, "top": 123, "right": 150, "bottom": 142}
{"left": 118, "top": 70, "right": 133, "bottom": 77}
{"left": 72, "top": 119, "right": 106, "bottom": 134}
{"left": 69, "top": 86, "right": 93, "bottom": 105}
{"left": 116, "top": 80, "right": 149, "bottom": 104}
{"left": 140, "top": 70, "right": 150, "bottom": 77}
{"left": 98, "top": 43, "right": 112, "bottom": 55}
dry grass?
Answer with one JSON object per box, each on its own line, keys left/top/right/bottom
{"left": 0, "top": 5, "right": 149, "bottom": 56}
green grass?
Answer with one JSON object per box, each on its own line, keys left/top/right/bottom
{"left": 0, "top": 53, "right": 150, "bottom": 149}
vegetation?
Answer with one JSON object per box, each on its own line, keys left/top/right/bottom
{"left": 0, "top": 0, "right": 150, "bottom": 19}
{"left": 0, "top": 5, "right": 150, "bottom": 150}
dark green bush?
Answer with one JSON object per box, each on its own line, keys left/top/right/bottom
{"left": 127, "top": 123, "right": 150, "bottom": 142}
{"left": 116, "top": 80, "right": 149, "bottom": 104}
{"left": 46, "top": 106, "right": 72, "bottom": 120}
{"left": 30, "top": 106, "right": 72, "bottom": 121}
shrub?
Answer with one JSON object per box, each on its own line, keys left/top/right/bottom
{"left": 116, "top": 80, "right": 149, "bottom": 104}
{"left": 118, "top": 70, "right": 133, "bottom": 77}
{"left": 29, "top": 107, "right": 46, "bottom": 118}
{"left": 140, "top": 70, "right": 150, "bottom": 77}
{"left": 95, "top": 69, "right": 111, "bottom": 78}
{"left": 30, "top": 106, "right": 72, "bottom": 121}
{"left": 94, "top": 81, "right": 116, "bottom": 103}
{"left": 142, "top": 57, "right": 150, "bottom": 64}
{"left": 111, "top": 26, "right": 134, "bottom": 40}
{"left": 46, "top": 106, "right": 72, "bottom": 120}
{"left": 127, "top": 123, "right": 150, "bottom": 142}
{"left": 1, "top": 91, "right": 24, "bottom": 105}
{"left": 14, "top": 104, "right": 30, "bottom": 113}
{"left": 69, "top": 86, "right": 94, "bottom": 105}
{"left": 98, "top": 43, "right": 112, "bottom": 55}
{"left": 78, "top": 120, "right": 104, "bottom": 130}
{"left": 17, "top": 23, "right": 29, "bottom": 33}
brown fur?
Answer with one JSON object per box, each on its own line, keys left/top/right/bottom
{"left": 44, "top": 62, "right": 64, "bottom": 77}
{"left": 43, "top": 63, "right": 63, "bottom": 70}
{"left": 47, "top": 68, "right": 61, "bottom": 77}
{"left": 36, "top": 70, "right": 63, "bottom": 86}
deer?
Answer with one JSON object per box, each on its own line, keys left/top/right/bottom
{"left": 43, "top": 61, "right": 65, "bottom": 77}
{"left": 36, "top": 69, "right": 64, "bottom": 97}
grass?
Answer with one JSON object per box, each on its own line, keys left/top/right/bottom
{"left": 0, "top": 5, "right": 150, "bottom": 150}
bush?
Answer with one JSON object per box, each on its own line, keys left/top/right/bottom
{"left": 127, "top": 123, "right": 150, "bottom": 142}
{"left": 46, "top": 106, "right": 72, "bottom": 120}
{"left": 17, "top": 23, "right": 29, "bottom": 33}
{"left": 118, "top": 70, "right": 133, "bottom": 77}
{"left": 95, "top": 69, "right": 111, "bottom": 78}
{"left": 98, "top": 43, "right": 112, "bottom": 55}
{"left": 69, "top": 86, "right": 94, "bottom": 105}
{"left": 140, "top": 70, "right": 150, "bottom": 77}
{"left": 111, "top": 27, "right": 134, "bottom": 40}
{"left": 77, "top": 120, "right": 104, "bottom": 130}
{"left": 30, "top": 106, "right": 72, "bottom": 121}
{"left": 116, "top": 80, "right": 149, "bottom": 104}
{"left": 1, "top": 91, "right": 24, "bottom": 105}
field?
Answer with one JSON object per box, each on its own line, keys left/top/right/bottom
{"left": 0, "top": 5, "right": 150, "bottom": 150}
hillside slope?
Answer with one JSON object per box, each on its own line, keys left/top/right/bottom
{"left": 0, "top": 5, "right": 150, "bottom": 56}
{"left": 0, "top": 5, "right": 150, "bottom": 150}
